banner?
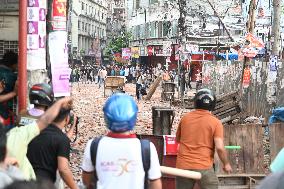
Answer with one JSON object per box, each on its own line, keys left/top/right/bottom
{"left": 243, "top": 67, "right": 250, "bottom": 88}
{"left": 50, "top": 0, "right": 67, "bottom": 31}
{"left": 154, "top": 46, "right": 163, "bottom": 56}
{"left": 147, "top": 46, "right": 153, "bottom": 56}
{"left": 163, "top": 41, "right": 172, "bottom": 56}
{"left": 122, "top": 48, "right": 131, "bottom": 60}
{"left": 27, "top": 0, "right": 47, "bottom": 70}
{"left": 49, "top": 31, "right": 71, "bottom": 97}
{"left": 131, "top": 47, "right": 139, "bottom": 58}
{"left": 140, "top": 46, "right": 146, "bottom": 56}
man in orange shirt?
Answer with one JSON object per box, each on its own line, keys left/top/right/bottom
{"left": 176, "top": 89, "right": 232, "bottom": 189}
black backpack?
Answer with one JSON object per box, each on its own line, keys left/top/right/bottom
{"left": 90, "top": 137, "right": 151, "bottom": 189}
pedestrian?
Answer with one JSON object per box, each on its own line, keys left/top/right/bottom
{"left": 98, "top": 67, "right": 107, "bottom": 88}
{"left": 6, "top": 97, "right": 72, "bottom": 180}
{"left": 124, "top": 66, "right": 130, "bottom": 83}
{"left": 17, "top": 83, "right": 54, "bottom": 126}
{"left": 136, "top": 71, "right": 144, "bottom": 101}
{"left": 81, "top": 93, "right": 162, "bottom": 189}
{"left": 0, "top": 123, "right": 25, "bottom": 188}
{"left": 27, "top": 106, "right": 78, "bottom": 189}
{"left": 0, "top": 51, "right": 18, "bottom": 129}
{"left": 176, "top": 89, "right": 232, "bottom": 189}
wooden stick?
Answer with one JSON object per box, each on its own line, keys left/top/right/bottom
{"left": 160, "top": 166, "right": 202, "bottom": 180}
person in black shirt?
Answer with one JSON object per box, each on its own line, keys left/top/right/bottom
{"left": 27, "top": 108, "right": 78, "bottom": 189}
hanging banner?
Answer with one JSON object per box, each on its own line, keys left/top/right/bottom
{"left": 184, "top": 44, "right": 199, "bottom": 53}
{"left": 268, "top": 55, "right": 278, "bottom": 82}
{"left": 147, "top": 46, "right": 153, "bottom": 56}
{"left": 154, "top": 46, "right": 163, "bottom": 56}
{"left": 243, "top": 67, "right": 251, "bottom": 88}
{"left": 122, "top": 48, "right": 131, "bottom": 60}
{"left": 49, "top": 31, "right": 71, "bottom": 97}
{"left": 131, "top": 47, "right": 140, "bottom": 58}
{"left": 27, "top": 0, "right": 47, "bottom": 70}
{"left": 174, "top": 45, "right": 180, "bottom": 61}
{"left": 50, "top": 0, "right": 67, "bottom": 31}
{"left": 140, "top": 46, "right": 146, "bottom": 56}
{"left": 163, "top": 41, "right": 172, "bottom": 56}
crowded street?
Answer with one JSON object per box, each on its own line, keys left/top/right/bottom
{"left": 69, "top": 81, "right": 189, "bottom": 183}
{"left": 1, "top": 0, "right": 284, "bottom": 189}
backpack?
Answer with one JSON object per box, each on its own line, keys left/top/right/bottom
{"left": 90, "top": 137, "right": 150, "bottom": 189}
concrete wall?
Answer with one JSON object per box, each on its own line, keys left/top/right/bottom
{"left": 0, "top": 13, "right": 19, "bottom": 41}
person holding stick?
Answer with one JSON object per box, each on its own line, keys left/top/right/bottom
{"left": 176, "top": 89, "right": 232, "bottom": 189}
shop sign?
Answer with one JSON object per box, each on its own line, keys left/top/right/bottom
{"left": 131, "top": 47, "right": 140, "bottom": 58}
{"left": 122, "top": 48, "right": 131, "bottom": 60}
{"left": 163, "top": 41, "right": 172, "bottom": 56}
{"left": 154, "top": 46, "right": 163, "bottom": 56}
{"left": 243, "top": 67, "right": 250, "bottom": 88}
{"left": 139, "top": 46, "right": 147, "bottom": 56}
{"left": 148, "top": 46, "right": 153, "bottom": 56}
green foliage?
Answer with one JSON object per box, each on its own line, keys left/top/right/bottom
{"left": 106, "top": 31, "right": 132, "bottom": 56}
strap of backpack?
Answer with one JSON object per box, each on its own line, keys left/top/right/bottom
{"left": 140, "top": 139, "right": 151, "bottom": 189}
{"left": 90, "top": 136, "right": 103, "bottom": 180}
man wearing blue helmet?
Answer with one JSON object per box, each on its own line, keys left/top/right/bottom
{"left": 81, "top": 93, "right": 162, "bottom": 189}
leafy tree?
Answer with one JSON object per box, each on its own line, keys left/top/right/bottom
{"left": 105, "top": 31, "right": 132, "bottom": 56}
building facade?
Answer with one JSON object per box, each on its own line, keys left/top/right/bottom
{"left": 70, "top": 0, "right": 107, "bottom": 57}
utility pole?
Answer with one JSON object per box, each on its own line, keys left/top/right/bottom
{"left": 240, "top": 0, "right": 257, "bottom": 93}
{"left": 272, "top": 0, "right": 281, "bottom": 56}
{"left": 272, "top": 0, "right": 283, "bottom": 107}
{"left": 178, "top": 0, "right": 186, "bottom": 99}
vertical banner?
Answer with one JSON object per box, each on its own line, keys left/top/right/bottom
{"left": 139, "top": 46, "right": 146, "bottom": 56}
{"left": 147, "top": 46, "right": 153, "bottom": 56}
{"left": 51, "top": 0, "right": 67, "bottom": 31}
{"left": 27, "top": 0, "right": 47, "bottom": 70}
{"left": 131, "top": 47, "right": 140, "bottom": 58}
{"left": 163, "top": 41, "right": 172, "bottom": 56}
{"left": 48, "top": 0, "right": 70, "bottom": 97}
{"left": 49, "top": 31, "right": 71, "bottom": 97}
{"left": 243, "top": 67, "right": 251, "bottom": 88}
{"left": 122, "top": 48, "right": 131, "bottom": 60}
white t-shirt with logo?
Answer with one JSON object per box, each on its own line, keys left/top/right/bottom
{"left": 81, "top": 137, "right": 161, "bottom": 189}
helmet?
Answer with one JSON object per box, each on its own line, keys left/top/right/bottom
{"left": 29, "top": 83, "right": 54, "bottom": 107}
{"left": 103, "top": 93, "right": 138, "bottom": 133}
{"left": 194, "top": 88, "right": 216, "bottom": 111}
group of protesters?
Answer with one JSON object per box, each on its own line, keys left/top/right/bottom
{"left": 0, "top": 51, "right": 283, "bottom": 189}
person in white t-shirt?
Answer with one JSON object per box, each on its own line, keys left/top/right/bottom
{"left": 81, "top": 94, "right": 162, "bottom": 189}
{"left": 124, "top": 66, "right": 130, "bottom": 83}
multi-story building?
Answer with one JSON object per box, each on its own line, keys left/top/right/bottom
{"left": 105, "top": 0, "right": 127, "bottom": 43}
{"left": 70, "top": 0, "right": 107, "bottom": 57}
{"left": 127, "top": 0, "right": 246, "bottom": 75}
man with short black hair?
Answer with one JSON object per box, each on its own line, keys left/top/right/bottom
{"left": 0, "top": 51, "right": 18, "bottom": 128}
{"left": 27, "top": 108, "right": 78, "bottom": 189}
{"left": 7, "top": 97, "right": 72, "bottom": 180}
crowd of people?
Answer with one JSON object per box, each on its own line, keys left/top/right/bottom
{"left": 0, "top": 50, "right": 283, "bottom": 189}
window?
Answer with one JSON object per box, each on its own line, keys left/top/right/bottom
{"left": 78, "top": 21, "right": 81, "bottom": 30}
{"left": 82, "top": 2, "right": 84, "bottom": 10}
{"left": 82, "top": 22, "right": 85, "bottom": 31}
{"left": 150, "top": 0, "right": 158, "bottom": 4}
